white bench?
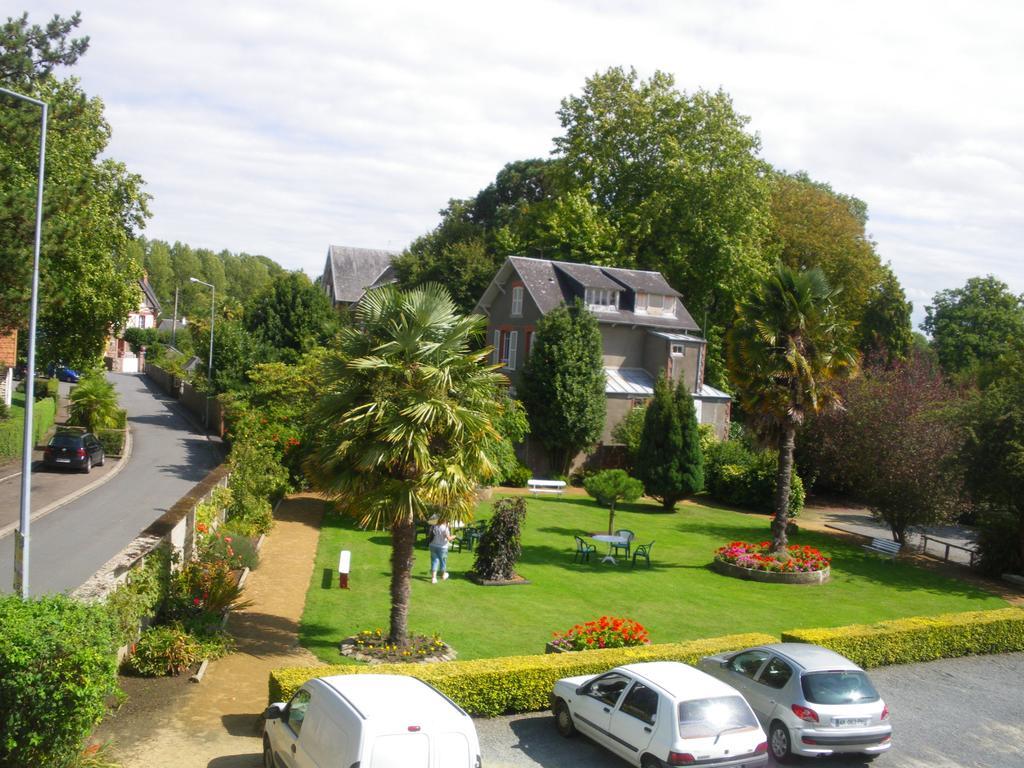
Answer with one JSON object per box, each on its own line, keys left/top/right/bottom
{"left": 527, "top": 479, "right": 566, "bottom": 495}
{"left": 863, "top": 537, "right": 901, "bottom": 558}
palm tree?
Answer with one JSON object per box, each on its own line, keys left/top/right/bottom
{"left": 68, "top": 374, "right": 121, "bottom": 433}
{"left": 305, "top": 284, "right": 505, "bottom": 644}
{"left": 726, "top": 264, "right": 857, "bottom": 556}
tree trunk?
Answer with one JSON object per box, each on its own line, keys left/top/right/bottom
{"left": 388, "top": 516, "right": 416, "bottom": 646}
{"left": 772, "top": 423, "right": 797, "bottom": 557}
{"left": 608, "top": 503, "right": 616, "bottom": 535}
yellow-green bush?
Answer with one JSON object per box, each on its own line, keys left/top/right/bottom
{"left": 269, "top": 632, "right": 774, "bottom": 716}
{"left": 782, "top": 607, "right": 1024, "bottom": 668}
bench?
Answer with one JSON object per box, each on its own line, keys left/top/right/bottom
{"left": 528, "top": 479, "right": 566, "bottom": 495}
{"left": 863, "top": 537, "right": 901, "bottom": 558}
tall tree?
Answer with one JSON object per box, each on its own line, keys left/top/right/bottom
{"left": 922, "top": 275, "right": 1024, "bottom": 377}
{"left": 304, "top": 284, "right": 504, "bottom": 644}
{"left": 636, "top": 374, "right": 704, "bottom": 510}
{"left": 519, "top": 300, "right": 606, "bottom": 474}
{"left": 727, "top": 265, "right": 857, "bottom": 555}
{"left": 245, "top": 271, "right": 338, "bottom": 363}
{"left": 0, "top": 11, "right": 88, "bottom": 87}
{"left": 858, "top": 263, "right": 913, "bottom": 361}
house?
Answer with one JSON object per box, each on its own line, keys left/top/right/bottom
{"left": 106, "top": 277, "right": 161, "bottom": 373}
{"left": 474, "top": 256, "right": 731, "bottom": 466}
{"left": 0, "top": 329, "right": 15, "bottom": 408}
{"left": 321, "top": 245, "right": 399, "bottom": 309}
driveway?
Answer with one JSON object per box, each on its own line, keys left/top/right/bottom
{"left": 0, "top": 372, "right": 223, "bottom": 595}
{"left": 477, "top": 652, "right": 1024, "bottom": 768}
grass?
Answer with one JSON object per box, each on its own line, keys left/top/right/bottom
{"left": 298, "top": 492, "right": 1008, "bottom": 664}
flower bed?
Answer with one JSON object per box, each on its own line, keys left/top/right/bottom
{"left": 712, "top": 541, "right": 830, "bottom": 584}
{"left": 548, "top": 616, "right": 650, "bottom": 652}
{"left": 339, "top": 629, "right": 456, "bottom": 664}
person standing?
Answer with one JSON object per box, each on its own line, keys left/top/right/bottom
{"left": 428, "top": 520, "right": 454, "bottom": 583}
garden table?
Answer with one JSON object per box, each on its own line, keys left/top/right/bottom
{"left": 590, "top": 534, "right": 629, "bottom": 564}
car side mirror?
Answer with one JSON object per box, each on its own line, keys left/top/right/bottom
{"left": 721, "top": 660, "right": 730, "bottom": 669}
{"left": 576, "top": 685, "right": 588, "bottom": 696}
{"left": 264, "top": 703, "right": 285, "bottom": 720}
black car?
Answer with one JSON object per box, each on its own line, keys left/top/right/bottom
{"left": 43, "top": 432, "right": 105, "bottom": 473}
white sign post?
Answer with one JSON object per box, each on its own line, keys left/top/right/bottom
{"left": 338, "top": 550, "right": 351, "bottom": 589}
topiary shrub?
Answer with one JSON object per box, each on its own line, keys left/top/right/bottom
{"left": 584, "top": 469, "right": 644, "bottom": 534}
{"left": 473, "top": 497, "right": 527, "bottom": 581}
{"left": 0, "top": 595, "right": 118, "bottom": 767}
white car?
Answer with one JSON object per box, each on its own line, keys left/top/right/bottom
{"left": 551, "top": 661, "right": 769, "bottom": 768}
{"left": 698, "top": 643, "right": 892, "bottom": 763}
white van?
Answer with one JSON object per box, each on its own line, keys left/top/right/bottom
{"left": 263, "top": 674, "right": 483, "bottom": 768}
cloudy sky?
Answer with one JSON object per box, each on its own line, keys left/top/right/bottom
{"left": 24, "top": 0, "right": 1024, "bottom": 328}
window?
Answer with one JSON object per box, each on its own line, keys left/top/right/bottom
{"left": 507, "top": 330, "right": 518, "bottom": 370}
{"left": 511, "top": 286, "right": 524, "bottom": 317}
{"left": 758, "top": 657, "right": 794, "bottom": 690}
{"left": 493, "top": 330, "right": 501, "bottom": 365}
{"left": 286, "top": 689, "right": 311, "bottom": 736}
{"left": 670, "top": 343, "right": 685, "bottom": 356}
{"left": 584, "top": 672, "right": 631, "bottom": 707}
{"left": 525, "top": 330, "right": 533, "bottom": 358}
{"left": 801, "top": 671, "right": 880, "bottom": 705}
{"left": 678, "top": 696, "right": 758, "bottom": 740}
{"left": 635, "top": 292, "right": 648, "bottom": 312}
{"left": 585, "top": 287, "right": 619, "bottom": 311}
{"left": 620, "top": 682, "right": 659, "bottom": 725}
{"left": 496, "top": 330, "right": 518, "bottom": 370}
{"left": 648, "top": 293, "right": 664, "bottom": 311}
{"left": 728, "top": 650, "right": 770, "bottom": 680}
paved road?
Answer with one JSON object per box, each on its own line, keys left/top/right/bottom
{"left": 476, "top": 653, "right": 1024, "bottom": 768}
{"left": 0, "top": 373, "right": 223, "bottom": 596}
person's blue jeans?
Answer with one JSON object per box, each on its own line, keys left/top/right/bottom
{"left": 429, "top": 545, "right": 449, "bottom": 574}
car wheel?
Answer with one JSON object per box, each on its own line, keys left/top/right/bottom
{"left": 262, "top": 735, "right": 275, "bottom": 768}
{"left": 83, "top": 456, "right": 91, "bottom": 474}
{"left": 553, "top": 699, "right": 576, "bottom": 737}
{"left": 641, "top": 755, "right": 663, "bottom": 768}
{"left": 770, "top": 721, "right": 795, "bottom": 764}
{"left": 97, "top": 451, "right": 105, "bottom": 467}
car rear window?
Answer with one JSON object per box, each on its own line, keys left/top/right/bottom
{"left": 678, "top": 696, "right": 758, "bottom": 739}
{"left": 801, "top": 671, "right": 880, "bottom": 705}
{"left": 49, "top": 435, "right": 82, "bottom": 448}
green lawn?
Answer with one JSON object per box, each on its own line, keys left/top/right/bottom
{"left": 298, "top": 493, "right": 1008, "bottom": 664}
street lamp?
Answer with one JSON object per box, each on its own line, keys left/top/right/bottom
{"left": 2, "top": 85, "right": 48, "bottom": 599}
{"left": 189, "top": 277, "right": 215, "bottom": 430}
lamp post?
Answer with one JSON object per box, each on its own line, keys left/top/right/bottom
{"left": 2, "top": 85, "right": 48, "bottom": 599}
{"left": 189, "top": 277, "right": 215, "bottom": 430}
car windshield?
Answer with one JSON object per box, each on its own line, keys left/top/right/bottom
{"left": 49, "top": 435, "right": 83, "bottom": 448}
{"left": 678, "top": 696, "right": 757, "bottom": 739}
{"left": 801, "top": 671, "right": 880, "bottom": 705}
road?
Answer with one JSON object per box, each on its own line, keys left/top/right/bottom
{"left": 0, "top": 373, "right": 223, "bottom": 596}
{"left": 476, "top": 653, "right": 1024, "bottom": 768}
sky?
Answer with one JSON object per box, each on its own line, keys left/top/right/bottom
{"left": 21, "top": 0, "right": 1024, "bottom": 329}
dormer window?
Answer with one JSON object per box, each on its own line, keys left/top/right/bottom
{"left": 635, "top": 292, "right": 675, "bottom": 316}
{"left": 585, "top": 287, "right": 619, "bottom": 311}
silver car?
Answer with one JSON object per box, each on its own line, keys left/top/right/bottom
{"left": 698, "top": 644, "right": 892, "bottom": 763}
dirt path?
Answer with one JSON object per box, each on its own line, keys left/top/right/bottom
{"left": 96, "top": 495, "right": 325, "bottom": 767}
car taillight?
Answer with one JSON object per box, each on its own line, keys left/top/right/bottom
{"left": 755, "top": 742, "right": 768, "bottom": 754}
{"left": 76, "top": 448, "right": 87, "bottom": 458}
{"left": 881, "top": 704, "right": 889, "bottom": 720}
{"left": 791, "top": 704, "right": 819, "bottom": 722}
{"left": 668, "top": 752, "right": 696, "bottom": 765}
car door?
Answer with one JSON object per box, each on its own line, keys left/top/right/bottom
{"left": 87, "top": 435, "right": 103, "bottom": 463}
{"left": 572, "top": 672, "right": 633, "bottom": 747}
{"left": 722, "top": 650, "right": 771, "bottom": 703}
{"left": 270, "top": 689, "right": 319, "bottom": 768}
{"left": 607, "top": 680, "right": 659, "bottom": 764}
{"left": 746, "top": 654, "right": 794, "bottom": 724}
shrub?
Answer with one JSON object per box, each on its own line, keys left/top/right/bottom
{"left": 269, "top": 632, "right": 776, "bottom": 716}
{"left": 112, "top": 408, "right": 128, "bottom": 429}
{"left": 163, "top": 560, "right": 252, "bottom": 627}
{"left": 704, "top": 439, "right": 804, "bottom": 518}
{"left": 781, "top": 607, "right": 1024, "bottom": 668}
{"left": 610, "top": 403, "right": 647, "bottom": 470}
{"left": 0, "top": 595, "right": 118, "bottom": 767}
{"left": 198, "top": 531, "right": 260, "bottom": 571}
{"left": 104, "top": 549, "right": 170, "bottom": 648}
{"left": 550, "top": 616, "right": 650, "bottom": 651}
{"left": 68, "top": 375, "right": 121, "bottom": 433}
{"left": 128, "top": 623, "right": 232, "bottom": 677}
{"left": 974, "top": 509, "right": 1022, "bottom": 577}
{"left": 226, "top": 439, "right": 287, "bottom": 535}
{"left": 195, "top": 485, "right": 233, "bottom": 531}
{"left": 715, "top": 541, "right": 830, "bottom": 572}
{"left": 473, "top": 497, "right": 526, "bottom": 581}
{"left": 97, "top": 428, "right": 126, "bottom": 456}
{"left": 584, "top": 469, "right": 643, "bottom": 534}
{"left": 502, "top": 462, "right": 532, "bottom": 488}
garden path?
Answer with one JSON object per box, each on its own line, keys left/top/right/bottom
{"left": 94, "top": 494, "right": 325, "bottom": 768}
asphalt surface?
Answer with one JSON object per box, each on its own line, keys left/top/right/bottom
{"left": 475, "top": 653, "right": 1024, "bottom": 768}
{"left": 0, "top": 372, "right": 223, "bottom": 596}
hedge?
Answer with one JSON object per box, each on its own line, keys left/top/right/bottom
{"left": 0, "top": 396, "right": 56, "bottom": 458}
{"left": 269, "top": 632, "right": 775, "bottom": 716}
{"left": 98, "top": 428, "right": 126, "bottom": 456}
{"left": 782, "top": 607, "right": 1024, "bottom": 668}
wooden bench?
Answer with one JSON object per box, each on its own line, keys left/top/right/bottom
{"left": 863, "top": 537, "right": 901, "bottom": 558}
{"left": 528, "top": 479, "right": 566, "bottom": 495}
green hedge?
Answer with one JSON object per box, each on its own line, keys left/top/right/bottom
{"left": 704, "top": 439, "right": 804, "bottom": 518}
{"left": 782, "top": 607, "right": 1024, "bottom": 668}
{"left": 0, "top": 595, "right": 118, "bottom": 767}
{"left": 0, "top": 396, "right": 56, "bottom": 458}
{"left": 112, "top": 408, "right": 128, "bottom": 429}
{"left": 98, "top": 428, "right": 126, "bottom": 456}
{"left": 269, "top": 632, "right": 775, "bottom": 716}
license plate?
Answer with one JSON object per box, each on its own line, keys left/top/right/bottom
{"left": 56, "top": 458, "right": 71, "bottom": 463}
{"left": 833, "top": 717, "right": 870, "bottom": 727}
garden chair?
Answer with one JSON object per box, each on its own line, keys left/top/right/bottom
{"left": 631, "top": 541, "right": 654, "bottom": 568}
{"left": 574, "top": 535, "right": 597, "bottom": 563}
{"left": 612, "top": 529, "right": 635, "bottom": 558}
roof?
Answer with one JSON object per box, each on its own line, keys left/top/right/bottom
{"left": 157, "top": 318, "right": 187, "bottom": 333}
{"left": 761, "top": 643, "right": 864, "bottom": 672}
{"left": 323, "top": 245, "right": 399, "bottom": 304}
{"left": 619, "top": 661, "right": 741, "bottom": 700}
{"left": 475, "top": 256, "right": 699, "bottom": 332}
{"left": 317, "top": 674, "right": 467, "bottom": 721}
{"left": 139, "top": 278, "right": 161, "bottom": 316}
{"left": 649, "top": 331, "right": 705, "bottom": 343}
{"left": 605, "top": 367, "right": 655, "bottom": 397}
{"left": 695, "top": 383, "right": 731, "bottom": 401}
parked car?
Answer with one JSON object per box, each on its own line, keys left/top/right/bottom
{"left": 263, "top": 674, "right": 482, "bottom": 768}
{"left": 551, "top": 661, "right": 768, "bottom": 768}
{"left": 54, "top": 365, "right": 80, "bottom": 383}
{"left": 43, "top": 432, "right": 105, "bottom": 473}
{"left": 698, "top": 643, "right": 892, "bottom": 763}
